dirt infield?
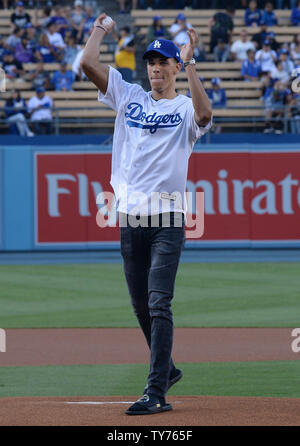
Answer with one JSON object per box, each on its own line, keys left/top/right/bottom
{"left": 0, "top": 327, "right": 297, "bottom": 366}
{"left": 1, "top": 395, "right": 300, "bottom": 426}
{"left": 0, "top": 327, "right": 299, "bottom": 426}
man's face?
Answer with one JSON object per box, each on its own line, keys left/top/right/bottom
{"left": 240, "top": 32, "right": 248, "bottom": 42}
{"left": 248, "top": 50, "right": 255, "bottom": 59}
{"left": 249, "top": 0, "right": 257, "bottom": 9}
{"left": 147, "top": 55, "right": 181, "bottom": 93}
{"left": 265, "top": 2, "right": 273, "bottom": 11}
{"left": 37, "top": 91, "right": 45, "bottom": 99}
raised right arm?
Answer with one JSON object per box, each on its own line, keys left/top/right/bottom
{"left": 80, "top": 13, "right": 116, "bottom": 95}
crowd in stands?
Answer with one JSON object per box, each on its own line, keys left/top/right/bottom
{"left": 0, "top": 0, "right": 300, "bottom": 135}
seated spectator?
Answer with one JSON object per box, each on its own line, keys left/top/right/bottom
{"left": 4, "top": 89, "right": 34, "bottom": 137}
{"left": 290, "top": 91, "right": 300, "bottom": 134}
{"left": 213, "top": 38, "right": 230, "bottom": 63}
{"left": 6, "top": 28, "right": 23, "bottom": 51}
{"left": 14, "top": 34, "right": 34, "bottom": 63}
{"left": 27, "top": 61, "right": 51, "bottom": 90}
{"left": 10, "top": 1, "right": 31, "bottom": 32}
{"left": 208, "top": 7, "right": 235, "bottom": 53}
{"left": 255, "top": 39, "right": 277, "bottom": 73}
{"left": 51, "top": 62, "right": 75, "bottom": 91}
{"left": 28, "top": 87, "right": 53, "bottom": 135}
{"left": 290, "top": 34, "right": 300, "bottom": 64}
{"left": 2, "top": 49, "right": 24, "bottom": 81}
{"left": 79, "top": 5, "right": 96, "bottom": 43}
{"left": 270, "top": 60, "right": 290, "bottom": 85}
{"left": 38, "top": 6, "right": 52, "bottom": 30}
{"left": 279, "top": 48, "right": 295, "bottom": 77}
{"left": 207, "top": 78, "right": 227, "bottom": 108}
{"left": 112, "top": 26, "right": 136, "bottom": 83}
{"left": 0, "top": 35, "right": 6, "bottom": 63}
{"left": 25, "top": 24, "right": 38, "bottom": 51}
{"left": 51, "top": 6, "right": 70, "bottom": 40}
{"left": 264, "top": 80, "right": 292, "bottom": 133}
{"left": 291, "top": 0, "right": 300, "bottom": 26}
{"left": 260, "top": 2, "right": 278, "bottom": 27}
{"left": 35, "top": 33, "right": 60, "bottom": 64}
{"left": 46, "top": 21, "right": 66, "bottom": 50}
{"left": 69, "top": 0, "right": 86, "bottom": 43}
{"left": 63, "top": 35, "right": 81, "bottom": 64}
{"left": 266, "top": 31, "right": 280, "bottom": 52}
{"left": 241, "top": 48, "right": 262, "bottom": 81}
{"left": 169, "top": 13, "right": 192, "bottom": 48}
{"left": 146, "top": 16, "right": 171, "bottom": 46}
{"left": 230, "top": 30, "right": 256, "bottom": 61}
{"left": 252, "top": 22, "right": 269, "bottom": 50}
{"left": 245, "top": 0, "right": 262, "bottom": 27}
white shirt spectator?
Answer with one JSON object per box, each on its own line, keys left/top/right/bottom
{"left": 46, "top": 31, "right": 66, "bottom": 49}
{"left": 28, "top": 94, "right": 53, "bottom": 121}
{"left": 255, "top": 49, "right": 277, "bottom": 72}
{"left": 169, "top": 22, "right": 192, "bottom": 46}
{"left": 231, "top": 39, "right": 256, "bottom": 61}
{"left": 269, "top": 66, "right": 290, "bottom": 84}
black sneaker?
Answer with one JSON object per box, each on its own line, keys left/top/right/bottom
{"left": 143, "top": 368, "right": 183, "bottom": 395}
{"left": 125, "top": 394, "right": 172, "bottom": 415}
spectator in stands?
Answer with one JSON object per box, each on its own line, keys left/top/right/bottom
{"left": 51, "top": 6, "right": 70, "bottom": 40}
{"left": 27, "top": 61, "right": 51, "bottom": 90}
{"left": 208, "top": 7, "right": 235, "bottom": 53}
{"left": 51, "top": 61, "right": 75, "bottom": 91}
{"left": 38, "top": 6, "right": 53, "bottom": 31}
{"left": 213, "top": 38, "right": 230, "bottom": 62}
{"left": 2, "top": 49, "right": 24, "bottom": 81}
{"left": 291, "top": 1, "right": 300, "bottom": 26}
{"left": 260, "top": 2, "right": 278, "bottom": 27}
{"left": 290, "top": 92, "right": 300, "bottom": 134}
{"left": 28, "top": 87, "right": 53, "bottom": 135}
{"left": 241, "top": 48, "right": 262, "bottom": 81}
{"left": 270, "top": 60, "right": 290, "bottom": 85}
{"left": 264, "top": 80, "right": 292, "bottom": 133}
{"left": 169, "top": 14, "right": 192, "bottom": 48}
{"left": 146, "top": 16, "right": 171, "bottom": 46}
{"left": 11, "top": 1, "right": 31, "bottom": 32}
{"left": 0, "top": 35, "right": 6, "bottom": 64}
{"left": 4, "top": 89, "right": 34, "bottom": 137}
{"left": 70, "top": 0, "right": 86, "bottom": 42}
{"left": 251, "top": 21, "right": 269, "bottom": 50}
{"left": 266, "top": 31, "right": 280, "bottom": 52}
{"left": 14, "top": 34, "right": 34, "bottom": 63}
{"left": 279, "top": 48, "right": 295, "bottom": 77}
{"left": 290, "top": 34, "right": 300, "bottom": 64}
{"left": 255, "top": 39, "right": 277, "bottom": 73}
{"left": 63, "top": 35, "right": 81, "bottom": 64}
{"left": 79, "top": 5, "right": 96, "bottom": 43}
{"left": 46, "top": 21, "right": 66, "bottom": 50}
{"left": 113, "top": 26, "right": 136, "bottom": 83}
{"left": 4, "top": 89, "right": 33, "bottom": 136}
{"left": 244, "top": 0, "right": 262, "bottom": 27}
{"left": 230, "top": 30, "right": 256, "bottom": 61}
{"left": 35, "top": 33, "right": 60, "bottom": 63}
{"left": 25, "top": 24, "right": 38, "bottom": 50}
{"left": 207, "top": 77, "right": 227, "bottom": 108}
{"left": 6, "top": 28, "right": 23, "bottom": 51}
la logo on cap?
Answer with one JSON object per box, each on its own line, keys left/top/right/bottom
{"left": 154, "top": 40, "right": 161, "bottom": 48}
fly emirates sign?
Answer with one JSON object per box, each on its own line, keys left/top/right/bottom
{"left": 35, "top": 150, "right": 300, "bottom": 244}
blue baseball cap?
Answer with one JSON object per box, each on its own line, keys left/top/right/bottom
{"left": 211, "top": 77, "right": 221, "bottom": 86}
{"left": 267, "top": 31, "right": 275, "bottom": 38}
{"left": 36, "top": 86, "right": 45, "bottom": 93}
{"left": 143, "top": 39, "right": 182, "bottom": 64}
{"left": 16, "top": 1, "right": 24, "bottom": 6}
{"left": 177, "top": 13, "right": 186, "bottom": 21}
{"left": 153, "top": 15, "right": 162, "bottom": 22}
{"left": 263, "top": 39, "right": 271, "bottom": 46}
{"left": 279, "top": 48, "right": 289, "bottom": 55}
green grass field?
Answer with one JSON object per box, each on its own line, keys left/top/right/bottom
{"left": 0, "top": 361, "right": 299, "bottom": 398}
{"left": 0, "top": 262, "right": 299, "bottom": 328}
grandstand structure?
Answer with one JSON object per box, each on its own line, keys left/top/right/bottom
{"left": 0, "top": 7, "right": 298, "bottom": 134}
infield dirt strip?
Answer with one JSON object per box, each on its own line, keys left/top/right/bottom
{"left": 1, "top": 328, "right": 300, "bottom": 426}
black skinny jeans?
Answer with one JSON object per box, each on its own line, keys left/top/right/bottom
{"left": 120, "top": 212, "right": 185, "bottom": 398}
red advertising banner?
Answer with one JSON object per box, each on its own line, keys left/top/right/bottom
{"left": 35, "top": 150, "right": 300, "bottom": 244}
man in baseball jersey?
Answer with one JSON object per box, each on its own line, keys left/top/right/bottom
{"left": 81, "top": 13, "right": 212, "bottom": 415}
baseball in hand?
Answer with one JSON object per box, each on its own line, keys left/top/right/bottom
{"left": 102, "top": 16, "right": 113, "bottom": 26}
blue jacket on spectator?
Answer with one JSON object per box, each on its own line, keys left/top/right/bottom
{"left": 245, "top": 8, "right": 262, "bottom": 27}
{"left": 51, "top": 69, "right": 75, "bottom": 91}
{"left": 241, "top": 58, "right": 262, "bottom": 78}
{"left": 4, "top": 98, "right": 27, "bottom": 118}
{"left": 291, "top": 7, "right": 300, "bottom": 26}
{"left": 260, "top": 11, "right": 278, "bottom": 26}
{"left": 207, "top": 88, "right": 227, "bottom": 108}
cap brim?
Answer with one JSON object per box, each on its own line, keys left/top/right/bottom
{"left": 142, "top": 49, "right": 182, "bottom": 64}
